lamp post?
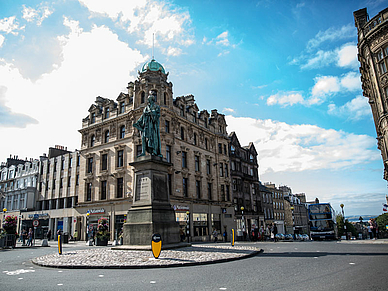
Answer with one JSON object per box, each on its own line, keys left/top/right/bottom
{"left": 340, "top": 204, "right": 347, "bottom": 240}
{"left": 86, "top": 211, "right": 90, "bottom": 242}
{"left": 241, "top": 206, "right": 245, "bottom": 240}
{"left": 186, "top": 211, "right": 190, "bottom": 242}
{"left": 290, "top": 206, "right": 295, "bottom": 238}
{"left": 2, "top": 208, "right": 7, "bottom": 225}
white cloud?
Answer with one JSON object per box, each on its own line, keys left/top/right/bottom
{"left": 223, "top": 108, "right": 235, "bottom": 113}
{"left": 216, "top": 31, "right": 230, "bottom": 46}
{"left": 0, "top": 16, "right": 23, "bottom": 35}
{"left": 0, "top": 17, "right": 146, "bottom": 160}
{"left": 79, "top": 0, "right": 193, "bottom": 54}
{"left": 309, "top": 72, "right": 360, "bottom": 104}
{"left": 0, "top": 35, "right": 4, "bottom": 47}
{"left": 225, "top": 115, "right": 379, "bottom": 174}
{"left": 166, "top": 46, "right": 182, "bottom": 56}
{"left": 307, "top": 24, "right": 355, "bottom": 50}
{"left": 328, "top": 95, "right": 371, "bottom": 120}
{"left": 301, "top": 50, "right": 336, "bottom": 69}
{"left": 337, "top": 43, "right": 358, "bottom": 69}
{"left": 267, "top": 92, "right": 304, "bottom": 107}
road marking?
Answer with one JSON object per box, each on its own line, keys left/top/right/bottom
{"left": 220, "top": 288, "right": 227, "bottom": 290}
{"left": 18, "top": 278, "right": 23, "bottom": 280}
{"left": 58, "top": 271, "right": 63, "bottom": 273}
{"left": 99, "top": 275, "right": 104, "bottom": 277}
{"left": 3, "top": 269, "right": 36, "bottom": 275}
{"left": 314, "top": 257, "right": 318, "bottom": 259}
{"left": 349, "top": 263, "right": 355, "bottom": 265}
{"left": 57, "top": 284, "right": 63, "bottom": 286}
{"left": 150, "top": 281, "right": 156, "bottom": 284}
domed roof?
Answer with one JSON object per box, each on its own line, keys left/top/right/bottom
{"left": 140, "top": 59, "right": 166, "bottom": 74}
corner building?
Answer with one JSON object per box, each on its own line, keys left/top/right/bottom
{"left": 354, "top": 7, "right": 388, "bottom": 181}
{"left": 78, "top": 59, "right": 234, "bottom": 241}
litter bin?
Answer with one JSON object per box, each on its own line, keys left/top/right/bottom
{"left": 62, "top": 233, "right": 69, "bottom": 244}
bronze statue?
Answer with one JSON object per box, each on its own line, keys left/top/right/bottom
{"left": 133, "top": 90, "right": 162, "bottom": 157}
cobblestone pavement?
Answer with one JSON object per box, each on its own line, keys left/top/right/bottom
{"left": 32, "top": 245, "right": 261, "bottom": 269}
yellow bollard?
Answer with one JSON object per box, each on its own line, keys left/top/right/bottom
{"left": 58, "top": 234, "right": 62, "bottom": 255}
{"left": 231, "top": 229, "right": 235, "bottom": 247}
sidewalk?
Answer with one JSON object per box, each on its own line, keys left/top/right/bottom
{"left": 337, "top": 238, "right": 388, "bottom": 244}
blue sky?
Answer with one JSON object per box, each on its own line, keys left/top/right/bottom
{"left": 0, "top": 0, "right": 387, "bottom": 216}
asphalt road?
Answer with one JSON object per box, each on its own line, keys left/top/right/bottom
{"left": 1, "top": 240, "right": 387, "bottom": 291}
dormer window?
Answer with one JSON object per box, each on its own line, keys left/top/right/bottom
{"left": 91, "top": 112, "right": 96, "bottom": 124}
{"left": 120, "top": 102, "right": 125, "bottom": 114}
{"left": 105, "top": 107, "right": 110, "bottom": 119}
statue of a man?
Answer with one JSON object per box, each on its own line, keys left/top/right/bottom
{"left": 133, "top": 90, "right": 162, "bottom": 157}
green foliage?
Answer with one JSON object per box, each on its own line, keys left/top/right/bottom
{"left": 336, "top": 214, "right": 357, "bottom": 237}
{"left": 376, "top": 213, "right": 388, "bottom": 234}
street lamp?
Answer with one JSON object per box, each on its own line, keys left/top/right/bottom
{"left": 86, "top": 211, "right": 90, "bottom": 242}
{"left": 340, "top": 204, "right": 347, "bottom": 239}
{"left": 240, "top": 206, "right": 245, "bottom": 239}
{"left": 186, "top": 211, "right": 190, "bottom": 242}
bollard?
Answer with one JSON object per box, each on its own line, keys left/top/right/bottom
{"left": 231, "top": 229, "right": 235, "bottom": 247}
{"left": 151, "top": 233, "right": 162, "bottom": 259}
{"left": 58, "top": 234, "right": 62, "bottom": 255}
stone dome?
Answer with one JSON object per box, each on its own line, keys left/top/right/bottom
{"left": 140, "top": 59, "right": 166, "bottom": 74}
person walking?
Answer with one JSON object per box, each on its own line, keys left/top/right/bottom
{"left": 213, "top": 229, "right": 218, "bottom": 243}
{"left": 47, "top": 229, "right": 51, "bottom": 241}
{"left": 27, "top": 228, "right": 33, "bottom": 247}
{"left": 272, "top": 224, "right": 278, "bottom": 242}
{"left": 21, "top": 229, "right": 27, "bottom": 246}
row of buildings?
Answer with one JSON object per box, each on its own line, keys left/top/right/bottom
{"left": 0, "top": 59, "right": 310, "bottom": 242}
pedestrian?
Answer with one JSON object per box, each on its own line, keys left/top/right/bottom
{"left": 259, "top": 226, "right": 264, "bottom": 241}
{"left": 272, "top": 224, "right": 278, "bottom": 242}
{"left": 179, "top": 228, "right": 185, "bottom": 242}
{"left": 223, "top": 230, "right": 227, "bottom": 242}
{"left": 368, "top": 219, "right": 374, "bottom": 239}
{"left": 47, "top": 229, "right": 51, "bottom": 241}
{"left": 213, "top": 229, "right": 218, "bottom": 243}
{"left": 27, "top": 228, "right": 33, "bottom": 247}
{"left": 21, "top": 229, "right": 27, "bottom": 246}
{"left": 371, "top": 218, "right": 377, "bottom": 240}
{"left": 73, "top": 230, "right": 78, "bottom": 241}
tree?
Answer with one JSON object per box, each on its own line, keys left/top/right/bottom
{"left": 376, "top": 213, "right": 388, "bottom": 238}
{"left": 336, "top": 214, "right": 357, "bottom": 237}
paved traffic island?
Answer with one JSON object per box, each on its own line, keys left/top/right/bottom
{"left": 32, "top": 245, "right": 262, "bottom": 269}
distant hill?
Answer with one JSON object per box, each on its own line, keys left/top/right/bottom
{"left": 346, "top": 215, "right": 378, "bottom": 222}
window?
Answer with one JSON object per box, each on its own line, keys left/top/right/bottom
{"left": 196, "top": 180, "right": 201, "bottom": 199}
{"left": 232, "top": 179, "right": 237, "bottom": 191}
{"left": 76, "top": 174, "right": 79, "bottom": 186}
{"left": 54, "top": 161, "right": 57, "bottom": 172}
{"left": 164, "top": 92, "right": 167, "bottom": 105}
{"left": 69, "top": 157, "right": 72, "bottom": 168}
{"left": 193, "top": 133, "right": 197, "bottom": 145}
{"left": 105, "top": 107, "right": 110, "bottom": 119}
{"left": 180, "top": 127, "right": 185, "bottom": 140}
{"left": 101, "top": 154, "right": 108, "bottom": 171}
{"left": 90, "top": 135, "right": 95, "bottom": 147}
{"left": 117, "top": 150, "right": 124, "bottom": 167}
{"left": 87, "top": 157, "right": 93, "bottom": 173}
{"left": 182, "top": 151, "right": 187, "bottom": 168}
{"left": 86, "top": 183, "right": 92, "bottom": 201}
{"left": 52, "top": 179, "right": 56, "bottom": 190}
{"left": 206, "top": 159, "right": 211, "bottom": 174}
{"left": 168, "top": 174, "right": 172, "bottom": 196}
{"left": 225, "top": 164, "right": 229, "bottom": 177}
{"left": 120, "top": 102, "right": 125, "bottom": 114}
{"left": 77, "top": 154, "right": 80, "bottom": 167}
{"left": 224, "top": 144, "right": 227, "bottom": 155}
{"left": 68, "top": 176, "right": 71, "bottom": 187}
{"left": 165, "top": 120, "right": 170, "bottom": 133}
{"left": 166, "top": 145, "right": 171, "bottom": 163}
{"left": 104, "top": 130, "right": 110, "bottom": 143}
{"left": 221, "top": 185, "right": 225, "bottom": 201}
{"left": 207, "top": 183, "right": 212, "bottom": 200}
{"left": 60, "top": 178, "right": 63, "bottom": 188}
{"left": 219, "top": 163, "right": 223, "bottom": 177}
{"left": 119, "top": 125, "right": 125, "bottom": 139}
{"left": 136, "top": 145, "right": 142, "bottom": 157}
{"left": 205, "top": 138, "right": 208, "bottom": 150}
{"left": 226, "top": 185, "right": 230, "bottom": 201}
{"left": 101, "top": 180, "right": 107, "bottom": 200}
{"left": 117, "top": 177, "right": 123, "bottom": 198}
{"left": 183, "top": 177, "right": 188, "bottom": 197}
{"left": 377, "top": 46, "right": 388, "bottom": 74}
{"left": 61, "top": 159, "right": 64, "bottom": 170}
{"left": 141, "top": 91, "right": 145, "bottom": 103}
{"left": 218, "top": 143, "right": 222, "bottom": 154}
{"left": 195, "top": 155, "right": 200, "bottom": 172}
{"left": 91, "top": 112, "right": 96, "bottom": 124}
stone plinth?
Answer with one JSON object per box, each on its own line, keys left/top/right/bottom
{"left": 123, "top": 155, "right": 180, "bottom": 245}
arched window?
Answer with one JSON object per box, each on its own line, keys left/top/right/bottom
{"left": 141, "top": 91, "right": 145, "bottom": 104}
{"left": 120, "top": 125, "right": 125, "bottom": 139}
{"left": 104, "top": 130, "right": 109, "bottom": 143}
{"left": 90, "top": 135, "right": 95, "bottom": 147}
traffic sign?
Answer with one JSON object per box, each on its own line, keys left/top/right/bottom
{"left": 33, "top": 220, "right": 39, "bottom": 227}
{"left": 151, "top": 233, "right": 162, "bottom": 259}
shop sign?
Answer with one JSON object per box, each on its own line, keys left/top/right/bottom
{"left": 28, "top": 213, "right": 49, "bottom": 219}
{"left": 173, "top": 205, "right": 189, "bottom": 211}
{"left": 89, "top": 208, "right": 105, "bottom": 215}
